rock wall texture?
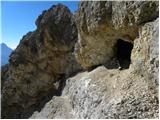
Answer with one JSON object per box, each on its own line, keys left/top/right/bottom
{"left": 75, "top": 1, "right": 158, "bottom": 68}
{"left": 1, "top": 4, "right": 81, "bottom": 118}
{"left": 1, "top": 1, "right": 159, "bottom": 119}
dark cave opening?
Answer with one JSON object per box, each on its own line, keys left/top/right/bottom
{"left": 116, "top": 39, "right": 133, "bottom": 69}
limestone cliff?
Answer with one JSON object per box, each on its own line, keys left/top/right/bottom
{"left": 75, "top": 1, "right": 158, "bottom": 68}
{"left": 31, "top": 18, "right": 159, "bottom": 119}
{"left": 1, "top": 1, "right": 159, "bottom": 119}
{"left": 1, "top": 4, "right": 81, "bottom": 118}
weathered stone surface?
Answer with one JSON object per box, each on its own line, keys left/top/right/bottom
{"left": 30, "top": 1, "right": 159, "bottom": 119}
{"left": 131, "top": 18, "right": 159, "bottom": 86}
{"left": 75, "top": 1, "right": 158, "bottom": 68}
{"left": 1, "top": 64, "right": 9, "bottom": 87}
{"left": 2, "top": 1, "right": 159, "bottom": 119}
{"left": 31, "top": 65, "right": 158, "bottom": 119}
{"left": 31, "top": 96, "right": 74, "bottom": 119}
{"left": 1, "top": 4, "right": 81, "bottom": 118}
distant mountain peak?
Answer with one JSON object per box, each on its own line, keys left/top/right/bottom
{"left": 1, "top": 43, "right": 13, "bottom": 65}
{"left": 1, "top": 43, "right": 12, "bottom": 49}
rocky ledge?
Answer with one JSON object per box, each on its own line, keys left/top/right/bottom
{"left": 1, "top": 1, "right": 159, "bottom": 119}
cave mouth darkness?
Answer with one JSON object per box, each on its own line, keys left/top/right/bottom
{"left": 116, "top": 39, "right": 133, "bottom": 69}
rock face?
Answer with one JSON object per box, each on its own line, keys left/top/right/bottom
{"left": 131, "top": 18, "right": 159, "bottom": 85}
{"left": 32, "top": 65, "right": 158, "bottom": 119}
{"left": 2, "top": 1, "right": 159, "bottom": 119}
{"left": 31, "top": 17, "right": 159, "bottom": 119}
{"left": 31, "top": 1, "right": 159, "bottom": 119}
{"left": 75, "top": 1, "right": 158, "bottom": 68}
{"left": 1, "top": 4, "right": 81, "bottom": 118}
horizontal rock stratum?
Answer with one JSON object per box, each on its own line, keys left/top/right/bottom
{"left": 1, "top": 1, "right": 159, "bottom": 119}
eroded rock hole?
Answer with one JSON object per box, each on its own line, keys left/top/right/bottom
{"left": 116, "top": 39, "right": 133, "bottom": 69}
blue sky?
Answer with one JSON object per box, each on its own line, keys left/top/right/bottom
{"left": 1, "top": 1, "right": 79, "bottom": 49}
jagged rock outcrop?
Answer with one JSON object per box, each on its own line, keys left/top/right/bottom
{"left": 2, "top": 1, "right": 159, "bottom": 119}
{"left": 1, "top": 64, "right": 9, "bottom": 87}
{"left": 75, "top": 1, "right": 158, "bottom": 68}
{"left": 31, "top": 1, "right": 159, "bottom": 119}
{"left": 131, "top": 18, "right": 159, "bottom": 85}
{"left": 31, "top": 18, "right": 159, "bottom": 119}
{"left": 1, "top": 4, "right": 81, "bottom": 118}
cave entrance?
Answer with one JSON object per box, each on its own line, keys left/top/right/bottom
{"left": 116, "top": 39, "right": 133, "bottom": 69}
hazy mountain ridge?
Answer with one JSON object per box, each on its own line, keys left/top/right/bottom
{"left": 1, "top": 43, "right": 13, "bottom": 66}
